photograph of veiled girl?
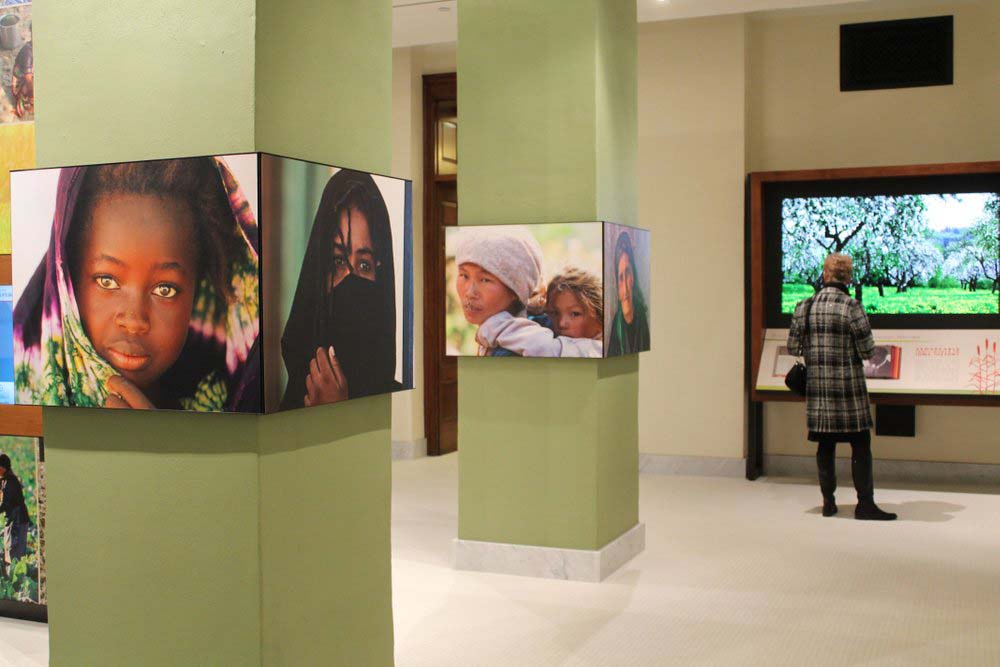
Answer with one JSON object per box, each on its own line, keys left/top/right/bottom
{"left": 260, "top": 154, "right": 412, "bottom": 413}
{"left": 11, "top": 154, "right": 261, "bottom": 412}
{"left": 604, "top": 223, "right": 651, "bottom": 356}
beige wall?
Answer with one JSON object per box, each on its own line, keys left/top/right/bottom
{"left": 395, "top": 1, "right": 1000, "bottom": 464}
{"left": 749, "top": 1, "right": 1000, "bottom": 463}
{"left": 391, "top": 44, "right": 457, "bottom": 447}
{"left": 637, "top": 16, "right": 749, "bottom": 459}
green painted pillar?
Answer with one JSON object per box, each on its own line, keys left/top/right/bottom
{"left": 254, "top": 3, "right": 394, "bottom": 665}
{"left": 34, "top": 1, "right": 394, "bottom": 665}
{"left": 457, "top": 0, "right": 641, "bottom": 556}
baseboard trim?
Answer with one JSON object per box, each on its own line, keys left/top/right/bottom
{"left": 454, "top": 522, "right": 645, "bottom": 582}
{"left": 391, "top": 438, "right": 427, "bottom": 460}
{"left": 765, "top": 454, "right": 1000, "bottom": 486}
{"left": 639, "top": 454, "right": 745, "bottom": 478}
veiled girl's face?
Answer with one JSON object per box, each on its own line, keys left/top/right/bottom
{"left": 330, "top": 206, "right": 379, "bottom": 290}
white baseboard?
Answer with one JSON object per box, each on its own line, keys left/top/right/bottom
{"left": 639, "top": 454, "right": 745, "bottom": 478}
{"left": 392, "top": 438, "right": 427, "bottom": 460}
{"left": 765, "top": 454, "right": 1000, "bottom": 486}
{"left": 454, "top": 522, "right": 645, "bottom": 583}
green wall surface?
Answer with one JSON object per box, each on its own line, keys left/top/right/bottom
{"left": 34, "top": 1, "right": 395, "bottom": 665}
{"left": 254, "top": 3, "right": 394, "bottom": 664}
{"left": 457, "top": 0, "right": 640, "bottom": 551}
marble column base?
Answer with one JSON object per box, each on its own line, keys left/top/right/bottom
{"left": 454, "top": 522, "right": 645, "bottom": 582}
{"left": 391, "top": 438, "right": 427, "bottom": 460}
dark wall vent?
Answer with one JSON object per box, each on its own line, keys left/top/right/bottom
{"left": 840, "top": 16, "right": 953, "bottom": 92}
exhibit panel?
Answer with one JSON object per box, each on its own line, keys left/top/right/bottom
{"left": 0, "top": 0, "right": 34, "bottom": 255}
{"left": 604, "top": 223, "right": 651, "bottom": 356}
{"left": 444, "top": 221, "right": 650, "bottom": 358}
{"left": 756, "top": 328, "right": 1000, "bottom": 396}
{"left": 260, "top": 154, "right": 414, "bottom": 413}
{"left": 11, "top": 153, "right": 261, "bottom": 413}
{"left": 9, "top": 152, "right": 414, "bottom": 414}
{"left": 0, "top": 434, "right": 45, "bottom": 622}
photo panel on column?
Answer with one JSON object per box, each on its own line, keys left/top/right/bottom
{"left": 11, "top": 154, "right": 261, "bottom": 412}
{"left": 445, "top": 222, "right": 605, "bottom": 358}
{"left": 260, "top": 154, "right": 413, "bottom": 413}
{"left": 0, "top": 435, "right": 44, "bottom": 609}
{"left": 604, "top": 223, "right": 651, "bottom": 356}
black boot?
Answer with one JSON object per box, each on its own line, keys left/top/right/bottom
{"left": 852, "top": 440, "right": 897, "bottom": 521}
{"left": 816, "top": 441, "right": 837, "bottom": 517}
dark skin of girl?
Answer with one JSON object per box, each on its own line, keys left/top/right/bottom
{"left": 73, "top": 194, "right": 198, "bottom": 409}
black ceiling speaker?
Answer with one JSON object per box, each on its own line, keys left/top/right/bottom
{"left": 840, "top": 15, "right": 953, "bottom": 92}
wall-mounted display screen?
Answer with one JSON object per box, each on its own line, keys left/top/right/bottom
{"left": 764, "top": 171, "right": 1000, "bottom": 329}
{"left": 0, "top": 435, "right": 44, "bottom": 611}
{"left": 260, "top": 155, "right": 413, "bottom": 412}
{"left": 11, "top": 153, "right": 414, "bottom": 414}
{"left": 444, "top": 222, "right": 649, "bottom": 358}
{"left": 781, "top": 193, "right": 999, "bottom": 315}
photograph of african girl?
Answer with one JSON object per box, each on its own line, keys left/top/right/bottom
{"left": 604, "top": 223, "right": 651, "bottom": 356}
{"left": 260, "top": 154, "right": 413, "bottom": 412}
{"left": 11, "top": 154, "right": 261, "bottom": 412}
{"left": 445, "top": 223, "right": 607, "bottom": 357}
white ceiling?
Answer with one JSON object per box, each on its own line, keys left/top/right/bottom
{"left": 392, "top": 0, "right": 873, "bottom": 48}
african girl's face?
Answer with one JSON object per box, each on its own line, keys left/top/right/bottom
{"left": 456, "top": 262, "right": 517, "bottom": 325}
{"left": 548, "top": 290, "right": 601, "bottom": 339}
{"left": 330, "top": 206, "right": 378, "bottom": 290}
{"left": 617, "top": 252, "right": 635, "bottom": 324}
{"left": 73, "top": 194, "right": 198, "bottom": 390}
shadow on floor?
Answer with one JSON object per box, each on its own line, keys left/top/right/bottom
{"left": 805, "top": 500, "right": 965, "bottom": 522}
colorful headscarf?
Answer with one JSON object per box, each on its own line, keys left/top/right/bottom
{"left": 13, "top": 157, "right": 261, "bottom": 412}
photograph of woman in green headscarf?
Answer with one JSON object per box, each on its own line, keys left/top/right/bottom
{"left": 604, "top": 224, "right": 651, "bottom": 356}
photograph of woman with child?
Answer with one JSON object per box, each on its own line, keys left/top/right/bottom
{"left": 12, "top": 155, "right": 261, "bottom": 412}
{"left": 445, "top": 223, "right": 605, "bottom": 358}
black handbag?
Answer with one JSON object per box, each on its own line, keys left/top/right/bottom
{"left": 784, "top": 297, "right": 813, "bottom": 396}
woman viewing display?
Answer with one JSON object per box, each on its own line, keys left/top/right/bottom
{"left": 787, "top": 253, "right": 897, "bottom": 521}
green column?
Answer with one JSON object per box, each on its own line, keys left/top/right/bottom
{"left": 34, "top": 1, "right": 395, "bottom": 665}
{"left": 457, "top": 0, "right": 640, "bottom": 552}
{"left": 255, "top": 3, "right": 393, "bottom": 665}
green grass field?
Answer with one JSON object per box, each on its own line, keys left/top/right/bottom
{"left": 783, "top": 284, "right": 1000, "bottom": 315}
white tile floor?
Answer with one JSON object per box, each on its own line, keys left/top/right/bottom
{"left": 4, "top": 454, "right": 1000, "bottom": 666}
{"left": 392, "top": 454, "right": 1000, "bottom": 666}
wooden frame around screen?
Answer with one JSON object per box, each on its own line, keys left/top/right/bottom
{"left": 747, "top": 160, "right": 1000, "bottom": 407}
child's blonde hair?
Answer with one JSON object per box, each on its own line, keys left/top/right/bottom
{"left": 546, "top": 267, "right": 603, "bottom": 323}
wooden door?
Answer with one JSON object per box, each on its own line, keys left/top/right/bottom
{"left": 423, "top": 73, "right": 458, "bottom": 456}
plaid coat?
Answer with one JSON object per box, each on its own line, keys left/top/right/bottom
{"left": 787, "top": 285, "right": 875, "bottom": 434}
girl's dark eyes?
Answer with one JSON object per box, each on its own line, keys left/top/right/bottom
{"left": 95, "top": 275, "right": 120, "bottom": 290}
{"left": 152, "top": 284, "right": 180, "bottom": 299}
{"left": 333, "top": 256, "right": 347, "bottom": 267}
{"left": 358, "top": 261, "right": 373, "bottom": 273}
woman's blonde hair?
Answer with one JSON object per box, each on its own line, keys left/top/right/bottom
{"left": 546, "top": 267, "right": 603, "bottom": 322}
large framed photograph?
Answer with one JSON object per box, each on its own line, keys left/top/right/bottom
{"left": 260, "top": 154, "right": 413, "bottom": 412}
{"left": 12, "top": 154, "right": 262, "bottom": 412}
{"left": 11, "top": 153, "right": 413, "bottom": 413}
{"left": 444, "top": 222, "right": 649, "bottom": 358}
{"left": 0, "top": 435, "right": 45, "bottom": 622}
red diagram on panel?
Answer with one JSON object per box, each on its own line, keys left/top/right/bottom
{"left": 968, "top": 339, "right": 1000, "bottom": 395}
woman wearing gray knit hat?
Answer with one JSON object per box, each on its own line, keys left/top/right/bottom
{"left": 454, "top": 227, "right": 545, "bottom": 356}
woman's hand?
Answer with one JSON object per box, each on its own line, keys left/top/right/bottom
{"left": 304, "top": 346, "right": 348, "bottom": 407}
{"left": 105, "top": 375, "right": 156, "bottom": 410}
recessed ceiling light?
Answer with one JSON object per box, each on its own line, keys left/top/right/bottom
{"left": 439, "top": 5, "right": 451, "bottom": 10}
